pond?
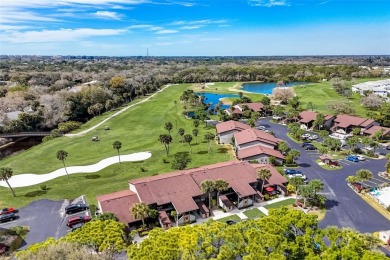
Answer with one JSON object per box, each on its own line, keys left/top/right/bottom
{"left": 198, "top": 92, "right": 239, "bottom": 110}
{"left": 241, "top": 82, "right": 311, "bottom": 94}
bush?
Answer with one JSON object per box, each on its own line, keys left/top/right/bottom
{"left": 140, "top": 167, "right": 146, "bottom": 172}
{"left": 162, "top": 158, "right": 169, "bottom": 163}
{"left": 248, "top": 160, "right": 258, "bottom": 164}
{"left": 40, "top": 184, "right": 47, "bottom": 190}
{"left": 42, "top": 136, "right": 54, "bottom": 142}
{"left": 57, "top": 121, "right": 82, "bottom": 133}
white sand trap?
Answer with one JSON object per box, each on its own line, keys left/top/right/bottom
{"left": 0, "top": 152, "right": 151, "bottom": 188}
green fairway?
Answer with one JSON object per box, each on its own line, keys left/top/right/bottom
{"left": 243, "top": 208, "right": 266, "bottom": 219}
{"left": 216, "top": 214, "right": 242, "bottom": 223}
{"left": 0, "top": 84, "right": 232, "bottom": 207}
{"left": 264, "top": 198, "right": 296, "bottom": 209}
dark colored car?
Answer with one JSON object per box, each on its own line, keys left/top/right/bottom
{"left": 0, "top": 213, "right": 16, "bottom": 223}
{"left": 226, "top": 220, "right": 236, "bottom": 225}
{"left": 301, "top": 142, "right": 312, "bottom": 147}
{"left": 346, "top": 155, "right": 359, "bottom": 163}
{"left": 0, "top": 208, "right": 16, "bottom": 215}
{"left": 65, "top": 204, "right": 89, "bottom": 215}
{"left": 67, "top": 216, "right": 91, "bottom": 227}
{"left": 284, "top": 169, "right": 302, "bottom": 175}
{"left": 386, "top": 145, "right": 390, "bottom": 150}
{"left": 305, "top": 144, "right": 317, "bottom": 150}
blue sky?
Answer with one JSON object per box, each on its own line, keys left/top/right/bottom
{"left": 0, "top": 0, "right": 389, "bottom": 56}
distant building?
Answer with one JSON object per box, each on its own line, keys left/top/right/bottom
{"left": 352, "top": 79, "right": 390, "bottom": 97}
{"left": 216, "top": 120, "right": 251, "bottom": 144}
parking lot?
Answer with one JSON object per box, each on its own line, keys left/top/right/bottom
{"left": 0, "top": 196, "right": 90, "bottom": 248}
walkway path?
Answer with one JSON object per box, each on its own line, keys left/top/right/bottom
{"left": 65, "top": 84, "right": 173, "bottom": 137}
{"left": 0, "top": 152, "right": 152, "bottom": 188}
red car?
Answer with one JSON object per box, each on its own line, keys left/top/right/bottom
{"left": 0, "top": 208, "right": 16, "bottom": 215}
{"left": 67, "top": 216, "right": 91, "bottom": 227}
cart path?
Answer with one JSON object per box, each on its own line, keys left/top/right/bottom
{"left": 0, "top": 152, "right": 151, "bottom": 188}
{"left": 65, "top": 84, "right": 173, "bottom": 137}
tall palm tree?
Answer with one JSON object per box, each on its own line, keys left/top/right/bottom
{"left": 214, "top": 179, "right": 229, "bottom": 205}
{"left": 159, "top": 134, "right": 173, "bottom": 156}
{"left": 257, "top": 168, "right": 272, "bottom": 193}
{"left": 130, "top": 202, "right": 149, "bottom": 226}
{"left": 200, "top": 180, "right": 215, "bottom": 209}
{"left": 192, "top": 129, "right": 199, "bottom": 144}
{"left": 0, "top": 167, "right": 16, "bottom": 197}
{"left": 288, "top": 149, "right": 300, "bottom": 164}
{"left": 183, "top": 134, "right": 193, "bottom": 153}
{"left": 356, "top": 169, "right": 373, "bottom": 187}
{"left": 164, "top": 122, "right": 173, "bottom": 135}
{"left": 193, "top": 120, "right": 199, "bottom": 129}
{"left": 178, "top": 128, "right": 185, "bottom": 143}
{"left": 56, "top": 150, "right": 69, "bottom": 177}
{"left": 112, "top": 141, "right": 122, "bottom": 163}
{"left": 204, "top": 133, "right": 215, "bottom": 153}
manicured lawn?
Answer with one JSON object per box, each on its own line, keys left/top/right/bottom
{"left": 264, "top": 198, "right": 296, "bottom": 209}
{"left": 294, "top": 79, "right": 378, "bottom": 117}
{"left": 243, "top": 208, "right": 266, "bottom": 219}
{"left": 216, "top": 214, "right": 242, "bottom": 223}
{"left": 0, "top": 84, "right": 232, "bottom": 207}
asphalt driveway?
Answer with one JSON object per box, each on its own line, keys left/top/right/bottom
{"left": 0, "top": 196, "right": 90, "bottom": 249}
{"left": 260, "top": 117, "right": 390, "bottom": 233}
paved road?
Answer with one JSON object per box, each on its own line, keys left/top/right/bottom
{"left": 260, "top": 118, "right": 390, "bottom": 233}
{"left": 0, "top": 196, "right": 90, "bottom": 249}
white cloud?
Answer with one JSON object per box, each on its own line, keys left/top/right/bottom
{"left": 0, "top": 0, "right": 149, "bottom": 9}
{"left": 180, "top": 25, "right": 201, "bottom": 30}
{"left": 155, "top": 29, "right": 178, "bottom": 34}
{"left": 170, "top": 19, "right": 228, "bottom": 26}
{"left": 2, "top": 28, "right": 127, "bottom": 43}
{"left": 0, "top": 25, "right": 35, "bottom": 30}
{"left": 0, "top": 8, "right": 62, "bottom": 24}
{"left": 248, "top": 0, "right": 289, "bottom": 7}
{"left": 95, "top": 11, "right": 122, "bottom": 20}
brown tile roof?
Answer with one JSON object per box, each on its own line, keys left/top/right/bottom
{"left": 251, "top": 164, "right": 288, "bottom": 186}
{"left": 299, "top": 111, "right": 334, "bottom": 124}
{"left": 216, "top": 120, "right": 250, "bottom": 134}
{"left": 363, "top": 125, "right": 390, "bottom": 136}
{"left": 237, "top": 145, "right": 285, "bottom": 160}
{"left": 159, "top": 211, "right": 172, "bottom": 225}
{"left": 96, "top": 190, "right": 140, "bottom": 224}
{"left": 334, "top": 114, "right": 374, "bottom": 129}
{"left": 234, "top": 129, "right": 283, "bottom": 147}
{"left": 238, "top": 102, "right": 264, "bottom": 112}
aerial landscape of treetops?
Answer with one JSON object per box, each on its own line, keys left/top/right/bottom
{"left": 13, "top": 208, "right": 388, "bottom": 259}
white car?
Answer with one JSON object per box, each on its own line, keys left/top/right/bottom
{"left": 257, "top": 125, "right": 266, "bottom": 130}
{"left": 301, "top": 133, "right": 311, "bottom": 139}
{"left": 287, "top": 173, "right": 307, "bottom": 180}
{"left": 356, "top": 155, "right": 366, "bottom": 161}
{"left": 309, "top": 135, "right": 318, "bottom": 140}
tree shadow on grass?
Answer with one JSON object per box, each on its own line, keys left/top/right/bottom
{"left": 85, "top": 174, "right": 101, "bottom": 179}
{"left": 23, "top": 190, "right": 47, "bottom": 198}
{"left": 217, "top": 147, "right": 228, "bottom": 154}
{"left": 197, "top": 151, "right": 208, "bottom": 154}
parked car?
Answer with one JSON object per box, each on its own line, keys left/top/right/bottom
{"left": 226, "top": 220, "right": 236, "bottom": 225}
{"left": 305, "top": 144, "right": 317, "bottom": 150}
{"left": 309, "top": 135, "right": 318, "bottom": 140}
{"left": 301, "top": 133, "right": 311, "bottom": 139}
{"left": 65, "top": 204, "right": 89, "bottom": 215}
{"left": 256, "top": 125, "right": 266, "bottom": 130}
{"left": 284, "top": 169, "right": 302, "bottom": 175}
{"left": 67, "top": 216, "right": 91, "bottom": 227}
{"left": 0, "top": 213, "right": 16, "bottom": 223}
{"left": 355, "top": 155, "right": 366, "bottom": 161}
{"left": 264, "top": 185, "right": 281, "bottom": 195}
{"left": 287, "top": 173, "right": 308, "bottom": 182}
{"left": 301, "top": 142, "right": 312, "bottom": 147}
{"left": 346, "top": 155, "right": 359, "bottom": 163}
{"left": 0, "top": 208, "right": 16, "bottom": 215}
{"left": 386, "top": 145, "right": 390, "bottom": 150}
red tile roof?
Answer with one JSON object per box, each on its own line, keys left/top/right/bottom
{"left": 216, "top": 120, "right": 250, "bottom": 134}
{"left": 234, "top": 129, "right": 283, "bottom": 147}
{"left": 251, "top": 164, "right": 288, "bottom": 186}
{"left": 334, "top": 114, "right": 374, "bottom": 129}
{"left": 363, "top": 125, "right": 390, "bottom": 136}
{"left": 299, "top": 111, "right": 334, "bottom": 124}
{"left": 237, "top": 145, "right": 285, "bottom": 160}
{"left": 238, "top": 102, "right": 264, "bottom": 112}
{"left": 96, "top": 190, "right": 140, "bottom": 224}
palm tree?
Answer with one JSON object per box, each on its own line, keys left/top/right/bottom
{"left": 178, "top": 128, "right": 185, "bottom": 143}
{"left": 56, "top": 150, "right": 69, "bottom": 177}
{"left": 164, "top": 122, "right": 173, "bottom": 135}
{"left": 257, "top": 168, "right": 272, "bottom": 193}
{"left": 112, "top": 141, "right": 122, "bottom": 163}
{"left": 289, "top": 176, "right": 304, "bottom": 203}
{"left": 308, "top": 179, "right": 324, "bottom": 196}
{"left": 192, "top": 129, "right": 199, "bottom": 144}
{"left": 288, "top": 149, "right": 300, "bottom": 164}
{"left": 204, "top": 133, "right": 215, "bottom": 153}
{"left": 159, "top": 134, "right": 173, "bottom": 156}
{"left": 183, "top": 134, "right": 193, "bottom": 153}
{"left": 193, "top": 120, "right": 199, "bottom": 129}
{"left": 130, "top": 202, "right": 149, "bottom": 227}
{"left": 214, "top": 179, "right": 229, "bottom": 205}
{"left": 200, "top": 180, "right": 215, "bottom": 209}
{"left": 0, "top": 167, "right": 16, "bottom": 197}
{"left": 356, "top": 169, "right": 373, "bottom": 187}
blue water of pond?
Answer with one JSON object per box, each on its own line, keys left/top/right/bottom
{"left": 241, "top": 82, "right": 311, "bottom": 94}
{"left": 198, "top": 92, "right": 239, "bottom": 110}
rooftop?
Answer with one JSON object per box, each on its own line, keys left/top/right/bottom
{"left": 237, "top": 145, "right": 285, "bottom": 160}
{"left": 216, "top": 120, "right": 251, "bottom": 134}
{"left": 333, "top": 114, "right": 374, "bottom": 129}
{"left": 234, "top": 129, "right": 282, "bottom": 147}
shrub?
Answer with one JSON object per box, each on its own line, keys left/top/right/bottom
{"left": 40, "top": 184, "right": 47, "bottom": 190}
{"left": 42, "top": 136, "right": 54, "bottom": 142}
{"left": 58, "top": 121, "right": 82, "bottom": 133}
{"left": 140, "top": 167, "right": 146, "bottom": 172}
{"left": 162, "top": 158, "right": 169, "bottom": 163}
{"left": 248, "top": 160, "right": 258, "bottom": 164}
